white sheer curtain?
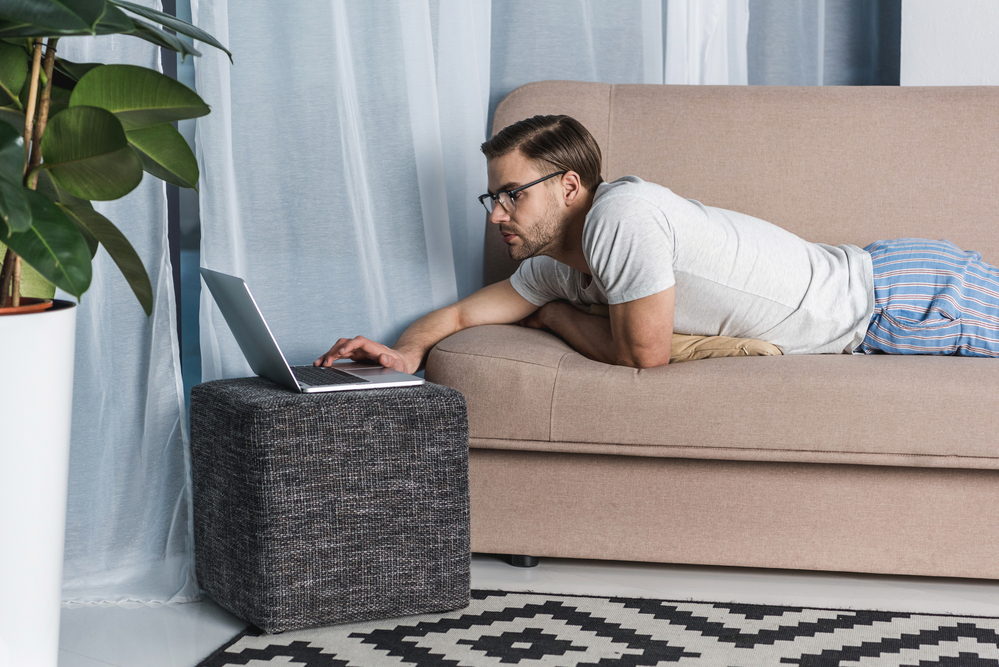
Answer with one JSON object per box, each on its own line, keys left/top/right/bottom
{"left": 433, "top": 0, "right": 492, "bottom": 300}
{"left": 194, "top": 0, "right": 464, "bottom": 382}
{"left": 488, "top": 0, "right": 665, "bottom": 121}
{"left": 57, "top": 0, "right": 196, "bottom": 604}
{"left": 665, "top": 0, "right": 749, "bottom": 84}
{"left": 747, "top": 0, "right": 901, "bottom": 85}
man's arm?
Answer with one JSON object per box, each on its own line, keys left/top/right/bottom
{"left": 315, "top": 279, "right": 538, "bottom": 374}
{"left": 523, "top": 287, "right": 674, "bottom": 368}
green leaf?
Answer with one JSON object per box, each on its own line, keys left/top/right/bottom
{"left": 126, "top": 18, "right": 201, "bottom": 60}
{"left": 0, "top": 118, "right": 30, "bottom": 232}
{"left": 70, "top": 64, "right": 209, "bottom": 130}
{"left": 46, "top": 82, "right": 72, "bottom": 117}
{"left": 34, "top": 170, "right": 96, "bottom": 257}
{"left": 0, "top": 186, "right": 92, "bottom": 298}
{"left": 34, "top": 167, "right": 87, "bottom": 206}
{"left": 0, "top": 40, "right": 27, "bottom": 108}
{"left": 39, "top": 105, "right": 143, "bottom": 200}
{"left": 0, "top": 20, "right": 46, "bottom": 38}
{"left": 0, "top": 0, "right": 107, "bottom": 36}
{"left": 16, "top": 66, "right": 30, "bottom": 107}
{"left": 0, "top": 178, "right": 31, "bottom": 233}
{"left": 54, "top": 58, "right": 102, "bottom": 83}
{"left": 59, "top": 202, "right": 151, "bottom": 315}
{"left": 92, "top": 4, "right": 133, "bottom": 34}
{"left": 0, "top": 238, "right": 55, "bottom": 299}
{"left": 108, "top": 0, "right": 232, "bottom": 62}
{"left": 68, "top": 207, "right": 99, "bottom": 257}
{"left": 0, "top": 105, "right": 25, "bottom": 131}
{"left": 0, "top": 8, "right": 133, "bottom": 38}
{"left": 126, "top": 122, "right": 197, "bottom": 190}
{"left": 0, "top": 117, "right": 25, "bottom": 182}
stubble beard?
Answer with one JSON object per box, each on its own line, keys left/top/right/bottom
{"left": 508, "top": 198, "right": 565, "bottom": 262}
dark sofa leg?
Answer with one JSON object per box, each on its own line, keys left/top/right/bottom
{"left": 509, "top": 555, "right": 540, "bottom": 568}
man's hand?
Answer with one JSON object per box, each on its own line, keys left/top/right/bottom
{"left": 516, "top": 302, "right": 554, "bottom": 330}
{"left": 315, "top": 337, "right": 418, "bottom": 374}
{"left": 315, "top": 279, "right": 537, "bottom": 376}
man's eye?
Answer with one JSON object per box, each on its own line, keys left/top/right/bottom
{"left": 509, "top": 191, "right": 522, "bottom": 200}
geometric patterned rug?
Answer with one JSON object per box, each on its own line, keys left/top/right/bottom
{"left": 196, "top": 589, "right": 999, "bottom": 666}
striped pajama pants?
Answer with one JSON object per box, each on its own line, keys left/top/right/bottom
{"left": 857, "top": 239, "right": 999, "bottom": 357}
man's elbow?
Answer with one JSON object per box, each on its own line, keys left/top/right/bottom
{"left": 614, "top": 349, "right": 671, "bottom": 369}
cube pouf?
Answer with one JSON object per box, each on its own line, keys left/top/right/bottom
{"left": 190, "top": 377, "right": 470, "bottom": 634}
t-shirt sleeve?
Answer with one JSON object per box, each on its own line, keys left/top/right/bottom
{"left": 509, "top": 256, "right": 570, "bottom": 306}
{"left": 583, "top": 194, "right": 675, "bottom": 304}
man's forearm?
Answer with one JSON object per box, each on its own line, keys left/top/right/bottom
{"left": 392, "top": 305, "right": 462, "bottom": 371}
{"left": 539, "top": 301, "right": 619, "bottom": 365}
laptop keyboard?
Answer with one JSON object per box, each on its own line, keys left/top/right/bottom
{"left": 291, "top": 366, "right": 370, "bottom": 386}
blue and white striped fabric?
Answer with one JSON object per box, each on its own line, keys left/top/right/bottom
{"left": 858, "top": 239, "right": 999, "bottom": 357}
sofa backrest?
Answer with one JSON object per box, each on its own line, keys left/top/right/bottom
{"left": 484, "top": 81, "right": 999, "bottom": 286}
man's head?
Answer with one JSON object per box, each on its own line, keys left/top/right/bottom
{"left": 480, "top": 115, "right": 603, "bottom": 261}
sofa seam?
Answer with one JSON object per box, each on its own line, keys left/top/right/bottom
{"left": 468, "top": 437, "right": 999, "bottom": 462}
{"left": 432, "top": 346, "right": 571, "bottom": 370}
{"left": 549, "top": 351, "right": 574, "bottom": 443}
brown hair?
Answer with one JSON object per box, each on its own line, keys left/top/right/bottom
{"left": 480, "top": 115, "right": 603, "bottom": 191}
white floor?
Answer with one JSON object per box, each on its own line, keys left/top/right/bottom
{"left": 57, "top": 554, "right": 999, "bottom": 667}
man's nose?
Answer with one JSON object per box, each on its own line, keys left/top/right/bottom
{"left": 488, "top": 204, "right": 509, "bottom": 225}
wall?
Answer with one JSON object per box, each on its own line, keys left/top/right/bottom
{"left": 901, "top": 0, "right": 999, "bottom": 85}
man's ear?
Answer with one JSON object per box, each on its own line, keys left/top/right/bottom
{"left": 561, "top": 171, "right": 584, "bottom": 206}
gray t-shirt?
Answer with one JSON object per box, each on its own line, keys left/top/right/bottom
{"left": 510, "top": 176, "right": 874, "bottom": 355}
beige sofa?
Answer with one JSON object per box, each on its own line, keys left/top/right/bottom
{"left": 425, "top": 81, "right": 999, "bottom": 579}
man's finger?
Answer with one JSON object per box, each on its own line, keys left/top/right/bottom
{"left": 317, "top": 336, "right": 394, "bottom": 367}
{"left": 337, "top": 339, "right": 367, "bottom": 359}
{"left": 344, "top": 338, "right": 393, "bottom": 363}
{"left": 379, "top": 352, "right": 400, "bottom": 371}
{"left": 316, "top": 337, "right": 358, "bottom": 365}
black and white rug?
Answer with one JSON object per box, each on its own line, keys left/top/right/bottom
{"left": 198, "top": 589, "right": 999, "bottom": 666}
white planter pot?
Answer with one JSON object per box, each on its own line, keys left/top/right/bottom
{"left": 0, "top": 300, "right": 77, "bottom": 667}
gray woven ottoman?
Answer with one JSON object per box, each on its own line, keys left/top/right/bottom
{"left": 190, "top": 377, "right": 470, "bottom": 633}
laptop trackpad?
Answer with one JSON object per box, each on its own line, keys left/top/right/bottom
{"left": 346, "top": 367, "right": 407, "bottom": 378}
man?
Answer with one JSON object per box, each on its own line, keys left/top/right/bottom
{"left": 316, "top": 115, "right": 999, "bottom": 372}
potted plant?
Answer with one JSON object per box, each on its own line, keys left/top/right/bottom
{"left": 0, "top": 2, "right": 229, "bottom": 666}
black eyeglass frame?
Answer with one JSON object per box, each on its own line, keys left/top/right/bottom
{"left": 478, "top": 171, "right": 567, "bottom": 215}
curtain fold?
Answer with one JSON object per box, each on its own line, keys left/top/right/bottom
{"left": 665, "top": 0, "right": 750, "bottom": 84}
{"left": 434, "top": 0, "right": 492, "bottom": 300}
{"left": 58, "top": 0, "right": 196, "bottom": 604}
{"left": 488, "top": 0, "right": 666, "bottom": 126}
{"left": 747, "top": 0, "right": 901, "bottom": 85}
{"left": 193, "top": 0, "right": 476, "bottom": 383}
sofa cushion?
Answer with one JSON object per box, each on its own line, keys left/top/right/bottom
{"left": 426, "top": 325, "right": 999, "bottom": 470}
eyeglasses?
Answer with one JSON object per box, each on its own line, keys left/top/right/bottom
{"left": 478, "top": 171, "right": 566, "bottom": 215}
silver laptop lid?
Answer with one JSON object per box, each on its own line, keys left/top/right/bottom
{"left": 200, "top": 268, "right": 301, "bottom": 392}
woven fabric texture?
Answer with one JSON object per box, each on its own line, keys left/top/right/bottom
{"left": 190, "top": 378, "right": 470, "bottom": 633}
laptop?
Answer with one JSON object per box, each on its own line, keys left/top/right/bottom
{"left": 200, "top": 268, "right": 425, "bottom": 392}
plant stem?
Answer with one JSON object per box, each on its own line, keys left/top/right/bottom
{"left": 4, "top": 38, "right": 45, "bottom": 308}
{"left": 0, "top": 248, "right": 14, "bottom": 308}
{"left": 11, "top": 256, "right": 21, "bottom": 307}
{"left": 28, "top": 38, "right": 58, "bottom": 190}
{"left": 4, "top": 38, "right": 52, "bottom": 308}
{"left": 22, "top": 39, "right": 43, "bottom": 176}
